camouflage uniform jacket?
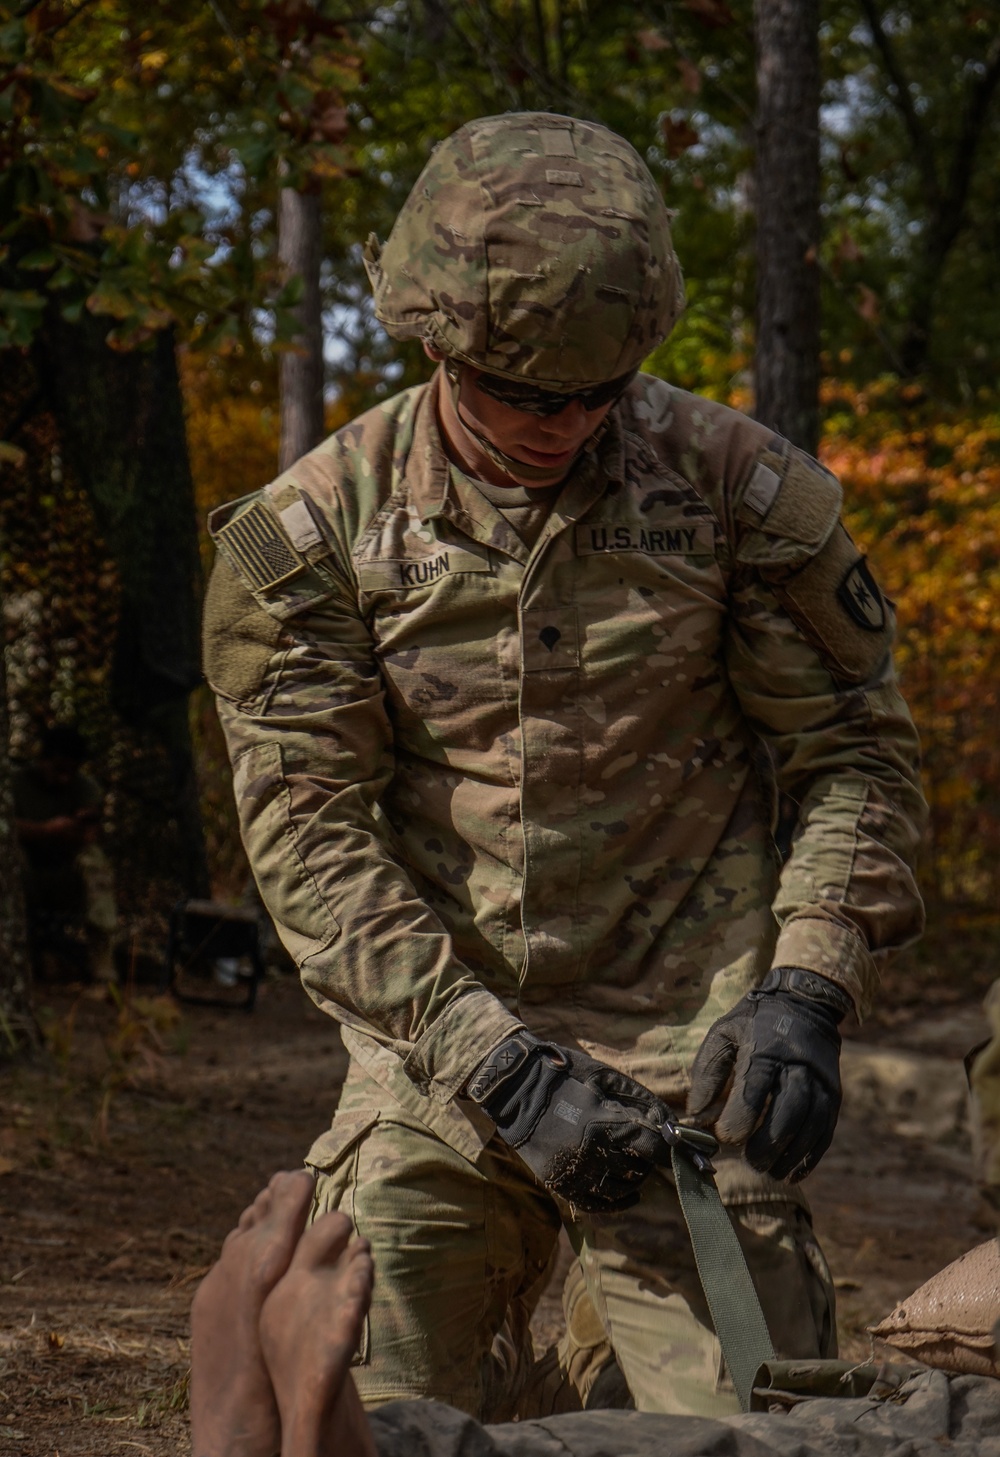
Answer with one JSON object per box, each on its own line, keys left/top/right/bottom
{"left": 204, "top": 369, "right": 926, "bottom": 1154}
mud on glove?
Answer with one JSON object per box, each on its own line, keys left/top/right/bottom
{"left": 466, "top": 1033, "right": 676, "bottom": 1213}
{"left": 687, "top": 967, "right": 854, "bottom": 1184}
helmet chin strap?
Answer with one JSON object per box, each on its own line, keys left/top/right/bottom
{"left": 445, "top": 368, "right": 597, "bottom": 484}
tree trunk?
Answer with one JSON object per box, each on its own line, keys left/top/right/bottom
{"left": 278, "top": 185, "right": 326, "bottom": 473}
{"left": 0, "top": 614, "right": 35, "bottom": 1058}
{"left": 753, "top": 0, "right": 821, "bottom": 455}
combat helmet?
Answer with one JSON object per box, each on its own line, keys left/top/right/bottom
{"left": 363, "top": 112, "right": 684, "bottom": 392}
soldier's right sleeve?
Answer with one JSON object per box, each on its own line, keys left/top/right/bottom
{"left": 202, "top": 491, "right": 523, "bottom": 1104}
{"left": 971, "top": 980, "right": 1000, "bottom": 1216}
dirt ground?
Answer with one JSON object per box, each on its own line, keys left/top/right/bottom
{"left": 0, "top": 968, "right": 994, "bottom": 1457}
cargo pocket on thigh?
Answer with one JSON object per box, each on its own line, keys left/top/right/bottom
{"left": 715, "top": 1159, "right": 837, "bottom": 1361}
{"left": 305, "top": 1109, "right": 380, "bottom": 1366}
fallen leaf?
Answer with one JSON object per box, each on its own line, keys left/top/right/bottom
{"left": 0, "top": 1155, "right": 16, "bottom": 1175}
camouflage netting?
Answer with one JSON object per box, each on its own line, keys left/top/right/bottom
{"left": 1, "top": 342, "right": 208, "bottom": 936}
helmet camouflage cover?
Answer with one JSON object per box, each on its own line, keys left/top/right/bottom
{"left": 364, "top": 111, "right": 684, "bottom": 391}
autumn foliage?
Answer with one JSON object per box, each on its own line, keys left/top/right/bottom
{"left": 822, "top": 383, "right": 1000, "bottom": 907}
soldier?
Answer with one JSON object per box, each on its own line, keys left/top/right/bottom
{"left": 188, "top": 1169, "right": 1000, "bottom": 1457}
{"left": 203, "top": 112, "right": 926, "bottom": 1417}
{"left": 12, "top": 723, "right": 117, "bottom": 983}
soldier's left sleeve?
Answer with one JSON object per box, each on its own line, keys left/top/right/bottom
{"left": 725, "top": 443, "right": 928, "bottom": 1020}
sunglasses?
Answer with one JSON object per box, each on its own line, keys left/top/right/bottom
{"left": 450, "top": 362, "right": 636, "bottom": 417}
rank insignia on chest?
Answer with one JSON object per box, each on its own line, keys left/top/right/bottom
{"left": 837, "top": 557, "right": 886, "bottom": 632}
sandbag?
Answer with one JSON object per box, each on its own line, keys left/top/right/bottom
{"left": 869, "top": 1239, "right": 1000, "bottom": 1378}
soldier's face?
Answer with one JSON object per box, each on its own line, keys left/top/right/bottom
{"left": 456, "top": 366, "right": 614, "bottom": 487}
{"left": 425, "top": 344, "right": 615, "bottom": 489}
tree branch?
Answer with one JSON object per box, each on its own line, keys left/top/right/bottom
{"left": 938, "top": 31, "right": 1000, "bottom": 251}
{"left": 205, "top": 0, "right": 255, "bottom": 89}
{"left": 857, "top": 0, "right": 939, "bottom": 209}
{"left": 19, "top": 0, "right": 100, "bottom": 43}
{"left": 554, "top": 0, "right": 568, "bottom": 87}
{"left": 531, "top": 0, "right": 550, "bottom": 83}
{"left": 655, "top": 0, "right": 756, "bottom": 127}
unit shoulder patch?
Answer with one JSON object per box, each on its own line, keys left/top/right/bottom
{"left": 837, "top": 558, "right": 886, "bottom": 632}
{"left": 772, "top": 525, "right": 894, "bottom": 685}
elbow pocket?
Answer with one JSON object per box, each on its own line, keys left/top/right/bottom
{"left": 232, "top": 741, "right": 341, "bottom": 964}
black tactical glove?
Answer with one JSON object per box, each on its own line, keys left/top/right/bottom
{"left": 687, "top": 967, "right": 853, "bottom": 1183}
{"left": 466, "top": 1032, "right": 678, "bottom": 1213}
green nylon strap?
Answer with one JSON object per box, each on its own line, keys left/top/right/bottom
{"left": 669, "top": 1143, "right": 776, "bottom": 1413}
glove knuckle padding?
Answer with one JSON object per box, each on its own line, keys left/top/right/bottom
{"left": 687, "top": 1011, "right": 749, "bottom": 1113}
{"left": 472, "top": 1035, "right": 678, "bottom": 1212}
{"left": 694, "top": 988, "right": 843, "bottom": 1180}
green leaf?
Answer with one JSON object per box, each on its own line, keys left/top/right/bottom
{"left": 232, "top": 131, "right": 276, "bottom": 178}
{"left": 0, "top": 440, "right": 27, "bottom": 468}
{"left": 86, "top": 283, "right": 134, "bottom": 320}
{"left": 0, "top": 287, "right": 46, "bottom": 310}
{"left": 46, "top": 264, "right": 77, "bottom": 290}
{"left": 274, "top": 273, "right": 305, "bottom": 308}
{"left": 68, "top": 145, "right": 105, "bottom": 178}
{"left": 88, "top": 122, "right": 140, "bottom": 150}
{"left": 0, "top": 286, "right": 46, "bottom": 347}
{"left": 18, "top": 248, "right": 57, "bottom": 271}
{"left": 0, "top": 20, "right": 27, "bottom": 63}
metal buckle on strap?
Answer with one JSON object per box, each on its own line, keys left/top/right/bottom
{"left": 660, "top": 1120, "right": 719, "bottom": 1174}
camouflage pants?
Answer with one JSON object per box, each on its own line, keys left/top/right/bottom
{"left": 308, "top": 1059, "right": 836, "bottom": 1421}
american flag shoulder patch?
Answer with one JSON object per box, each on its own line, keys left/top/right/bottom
{"left": 216, "top": 500, "right": 306, "bottom": 592}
